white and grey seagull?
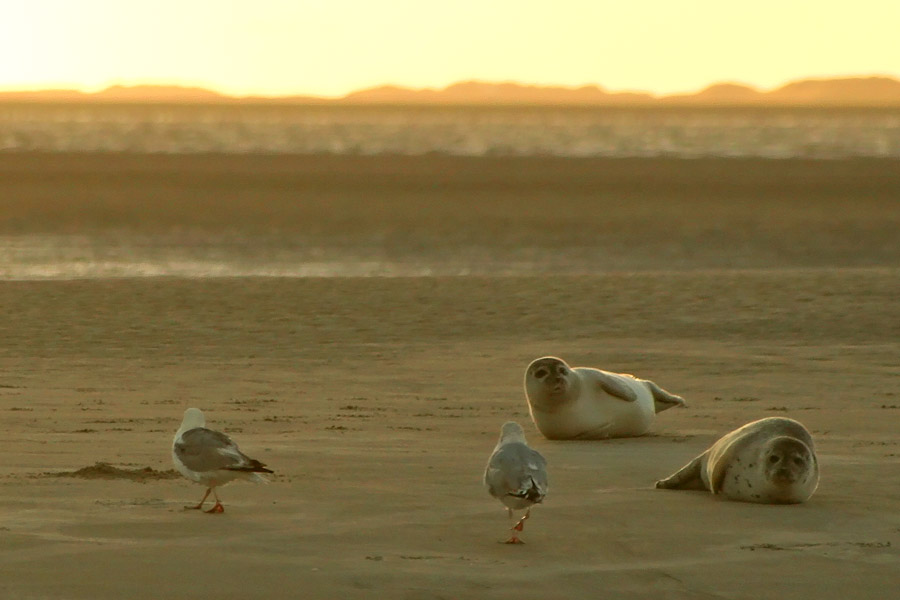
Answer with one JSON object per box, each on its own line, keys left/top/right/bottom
{"left": 484, "top": 421, "right": 549, "bottom": 544}
{"left": 172, "top": 408, "right": 273, "bottom": 513}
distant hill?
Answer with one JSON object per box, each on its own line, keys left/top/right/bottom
{"left": 341, "top": 81, "right": 655, "bottom": 105}
{"left": 766, "top": 77, "right": 900, "bottom": 104}
{"left": 0, "top": 84, "right": 321, "bottom": 104}
{"left": 94, "top": 84, "right": 226, "bottom": 102}
{"left": 0, "top": 89, "right": 90, "bottom": 102}
{"left": 661, "top": 83, "right": 763, "bottom": 105}
{"left": 343, "top": 77, "right": 900, "bottom": 105}
{"left": 3, "top": 76, "right": 900, "bottom": 106}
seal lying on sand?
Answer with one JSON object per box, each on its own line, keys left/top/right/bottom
{"left": 656, "top": 416, "right": 819, "bottom": 504}
{"left": 524, "top": 356, "right": 686, "bottom": 440}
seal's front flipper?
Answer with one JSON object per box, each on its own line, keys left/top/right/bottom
{"left": 644, "top": 380, "right": 687, "bottom": 413}
{"left": 596, "top": 374, "right": 638, "bottom": 402}
{"left": 573, "top": 422, "right": 613, "bottom": 440}
{"left": 655, "top": 453, "right": 707, "bottom": 490}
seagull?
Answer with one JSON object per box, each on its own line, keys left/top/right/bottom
{"left": 484, "top": 421, "right": 549, "bottom": 543}
{"left": 172, "top": 408, "right": 273, "bottom": 513}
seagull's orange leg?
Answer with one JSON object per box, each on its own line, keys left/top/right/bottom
{"left": 502, "top": 508, "right": 530, "bottom": 544}
{"left": 205, "top": 488, "right": 225, "bottom": 514}
{"left": 185, "top": 488, "right": 211, "bottom": 510}
{"left": 503, "top": 508, "right": 531, "bottom": 543}
{"left": 513, "top": 508, "right": 531, "bottom": 531}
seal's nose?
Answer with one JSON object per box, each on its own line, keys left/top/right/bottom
{"left": 774, "top": 468, "right": 795, "bottom": 482}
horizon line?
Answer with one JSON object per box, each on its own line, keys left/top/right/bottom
{"left": 2, "top": 74, "right": 900, "bottom": 105}
{"left": 0, "top": 73, "right": 896, "bottom": 96}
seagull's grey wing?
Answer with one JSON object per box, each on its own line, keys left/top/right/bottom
{"left": 527, "top": 448, "right": 549, "bottom": 492}
{"left": 484, "top": 443, "right": 548, "bottom": 502}
{"left": 174, "top": 427, "right": 252, "bottom": 473}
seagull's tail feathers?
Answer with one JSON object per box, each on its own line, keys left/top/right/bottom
{"left": 225, "top": 458, "right": 274, "bottom": 481}
{"left": 508, "top": 477, "right": 546, "bottom": 504}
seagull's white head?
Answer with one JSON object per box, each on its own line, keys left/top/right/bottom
{"left": 178, "top": 408, "right": 206, "bottom": 435}
{"left": 499, "top": 421, "right": 527, "bottom": 444}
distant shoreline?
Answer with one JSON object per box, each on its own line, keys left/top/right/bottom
{"left": 3, "top": 102, "right": 900, "bottom": 110}
{"left": 3, "top": 76, "right": 900, "bottom": 107}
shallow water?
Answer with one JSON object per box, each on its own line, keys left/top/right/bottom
{"left": 0, "top": 233, "right": 639, "bottom": 279}
{"left": 2, "top": 104, "right": 900, "bottom": 158}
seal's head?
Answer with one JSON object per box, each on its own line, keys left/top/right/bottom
{"left": 525, "top": 356, "right": 577, "bottom": 407}
{"left": 763, "top": 436, "right": 815, "bottom": 488}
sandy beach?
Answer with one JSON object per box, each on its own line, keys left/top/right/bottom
{"left": 1, "top": 154, "right": 898, "bottom": 599}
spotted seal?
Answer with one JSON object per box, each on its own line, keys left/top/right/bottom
{"left": 656, "top": 416, "right": 819, "bottom": 504}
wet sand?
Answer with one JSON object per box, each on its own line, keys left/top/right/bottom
{"left": 0, "top": 154, "right": 898, "bottom": 599}
{"left": 2, "top": 153, "right": 900, "bottom": 271}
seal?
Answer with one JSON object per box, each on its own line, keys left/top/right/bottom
{"left": 655, "top": 416, "right": 819, "bottom": 504}
{"left": 524, "top": 356, "right": 686, "bottom": 440}
{"left": 484, "top": 421, "right": 549, "bottom": 544}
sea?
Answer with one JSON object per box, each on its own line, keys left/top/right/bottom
{"left": 2, "top": 103, "right": 900, "bottom": 158}
{"left": 2, "top": 104, "right": 899, "bottom": 280}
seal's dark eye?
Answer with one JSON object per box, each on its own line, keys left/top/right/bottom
{"left": 793, "top": 457, "right": 805, "bottom": 466}
{"left": 535, "top": 369, "right": 548, "bottom": 378}
{"left": 768, "top": 455, "right": 780, "bottom": 464}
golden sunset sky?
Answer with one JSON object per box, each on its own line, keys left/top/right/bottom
{"left": 6, "top": 0, "right": 900, "bottom": 97}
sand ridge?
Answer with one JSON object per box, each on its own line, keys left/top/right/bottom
{"left": 44, "top": 462, "right": 180, "bottom": 482}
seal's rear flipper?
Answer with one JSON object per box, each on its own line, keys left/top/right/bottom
{"left": 655, "top": 453, "right": 707, "bottom": 490}
{"left": 645, "top": 380, "right": 687, "bottom": 413}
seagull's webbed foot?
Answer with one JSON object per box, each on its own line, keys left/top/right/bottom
{"left": 205, "top": 501, "right": 225, "bottom": 514}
